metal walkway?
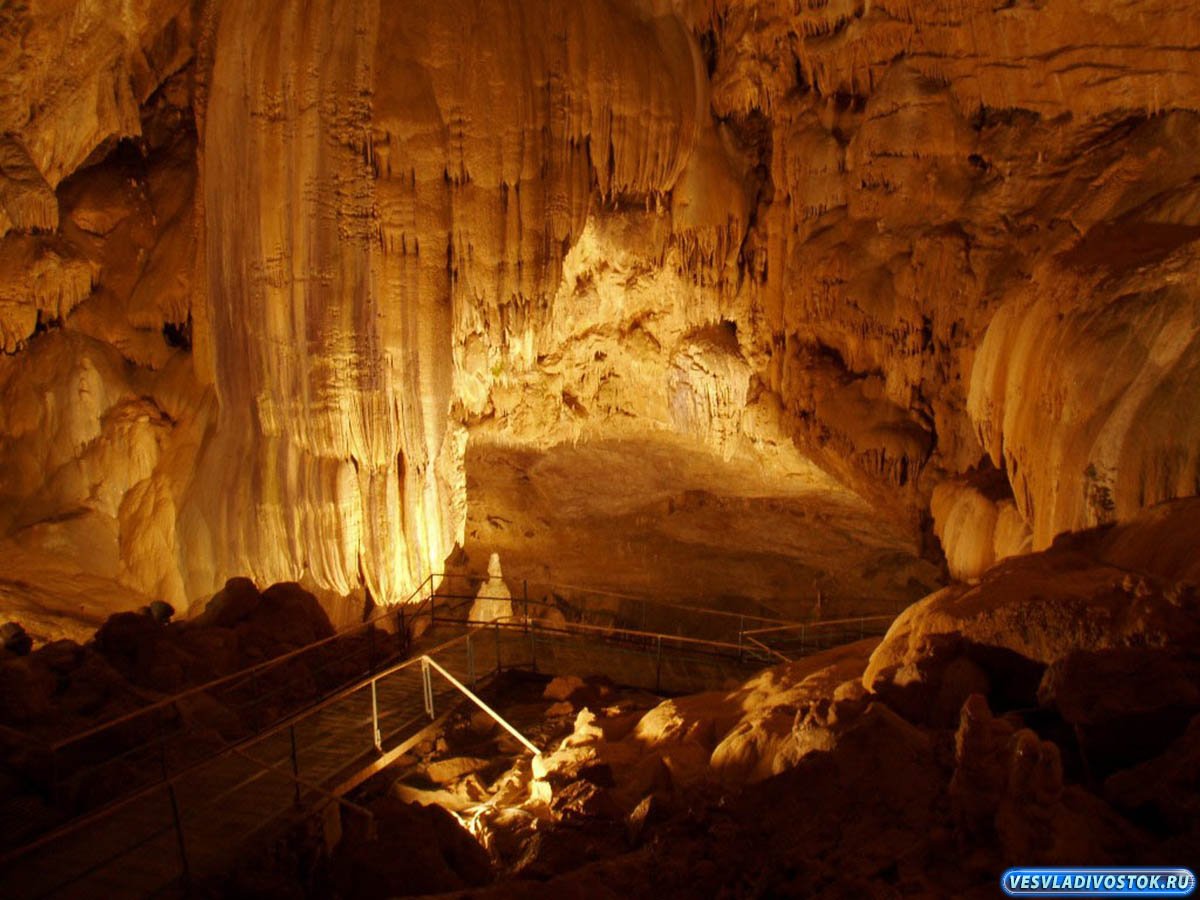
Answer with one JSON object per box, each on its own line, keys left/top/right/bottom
{"left": 0, "top": 576, "right": 901, "bottom": 899}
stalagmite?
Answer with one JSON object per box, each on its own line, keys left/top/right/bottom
{"left": 468, "top": 552, "right": 515, "bottom": 624}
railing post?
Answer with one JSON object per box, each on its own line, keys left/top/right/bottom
{"left": 249, "top": 670, "right": 263, "bottom": 732}
{"left": 421, "top": 658, "right": 434, "bottom": 719}
{"left": 166, "top": 780, "right": 190, "bottom": 892}
{"left": 737, "top": 615, "right": 744, "bottom": 662}
{"left": 368, "top": 624, "right": 376, "bottom": 674}
{"left": 396, "top": 604, "right": 407, "bottom": 652}
{"left": 289, "top": 724, "right": 301, "bottom": 804}
{"left": 157, "top": 710, "right": 171, "bottom": 783}
{"left": 654, "top": 635, "right": 662, "bottom": 692}
{"left": 529, "top": 628, "right": 537, "bottom": 673}
{"left": 371, "top": 679, "right": 383, "bottom": 751}
{"left": 523, "top": 580, "right": 529, "bottom": 631}
{"left": 467, "top": 632, "right": 476, "bottom": 687}
{"left": 494, "top": 622, "right": 502, "bottom": 674}
{"left": 49, "top": 744, "right": 59, "bottom": 809}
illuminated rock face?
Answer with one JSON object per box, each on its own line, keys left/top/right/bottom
{"left": 186, "top": 0, "right": 716, "bottom": 606}
{"left": 0, "top": 0, "right": 1199, "bottom": 633}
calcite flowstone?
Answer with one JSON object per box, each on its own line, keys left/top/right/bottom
{"left": 0, "top": 0, "right": 1199, "bottom": 635}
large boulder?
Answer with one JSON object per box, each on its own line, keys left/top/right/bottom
{"left": 92, "top": 610, "right": 195, "bottom": 690}
{"left": 1105, "top": 713, "right": 1200, "bottom": 834}
{"left": 864, "top": 514, "right": 1200, "bottom": 725}
{"left": 0, "top": 622, "right": 32, "bottom": 656}
{"left": 1037, "top": 647, "right": 1200, "bottom": 776}
{"left": 0, "top": 655, "right": 56, "bottom": 723}
{"left": 93, "top": 611, "right": 162, "bottom": 663}
{"left": 194, "top": 577, "right": 262, "bottom": 629}
{"left": 709, "top": 638, "right": 877, "bottom": 784}
{"left": 251, "top": 582, "right": 335, "bottom": 648}
{"left": 195, "top": 578, "right": 334, "bottom": 662}
{"left": 332, "top": 798, "right": 492, "bottom": 898}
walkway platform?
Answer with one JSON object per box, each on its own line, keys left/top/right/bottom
{"left": 0, "top": 575, "right": 899, "bottom": 899}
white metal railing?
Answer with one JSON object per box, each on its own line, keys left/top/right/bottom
{"left": 3, "top": 573, "right": 905, "bottom": 898}
{"left": 422, "top": 655, "right": 540, "bottom": 755}
{"left": 0, "top": 629, "right": 515, "bottom": 898}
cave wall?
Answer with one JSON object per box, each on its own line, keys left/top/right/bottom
{"left": 0, "top": 0, "right": 1198, "bottom": 633}
{"left": 712, "top": 0, "right": 1200, "bottom": 542}
{"left": 185, "top": 0, "right": 726, "bottom": 605}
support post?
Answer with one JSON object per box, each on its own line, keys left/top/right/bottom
{"left": 166, "top": 781, "right": 190, "bottom": 891}
{"left": 371, "top": 680, "right": 383, "bottom": 751}
{"left": 249, "top": 670, "right": 263, "bottom": 732}
{"left": 654, "top": 635, "right": 663, "bottom": 692}
{"left": 289, "top": 725, "right": 301, "bottom": 804}
{"left": 49, "top": 746, "right": 59, "bottom": 809}
{"left": 467, "top": 632, "right": 476, "bottom": 687}
{"left": 421, "top": 658, "right": 434, "bottom": 719}
{"left": 157, "top": 710, "right": 171, "bottom": 783}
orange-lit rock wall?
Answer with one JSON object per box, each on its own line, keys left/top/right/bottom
{"left": 0, "top": 0, "right": 1198, "bottom": 630}
{"left": 184, "top": 0, "right": 725, "bottom": 604}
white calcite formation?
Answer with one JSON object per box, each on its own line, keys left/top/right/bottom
{"left": 468, "top": 553, "right": 514, "bottom": 624}
{"left": 0, "top": 0, "right": 1197, "bottom": 637}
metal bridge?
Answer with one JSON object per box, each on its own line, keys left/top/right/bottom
{"left": 0, "top": 574, "right": 898, "bottom": 899}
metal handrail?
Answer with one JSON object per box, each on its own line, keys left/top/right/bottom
{"left": 743, "top": 634, "right": 790, "bottom": 664}
{"left": 24, "top": 570, "right": 902, "bottom": 866}
{"left": 421, "top": 656, "right": 540, "bottom": 755}
{"left": 28, "top": 574, "right": 437, "bottom": 840}
{"left": 3, "top": 593, "right": 902, "bottom": 896}
{"left": 0, "top": 630, "right": 472, "bottom": 870}
{"left": 433, "top": 595, "right": 895, "bottom": 662}
{"left": 48, "top": 569, "right": 838, "bottom": 757}
{"left": 229, "top": 747, "right": 376, "bottom": 825}
{"left": 431, "top": 573, "right": 800, "bottom": 626}
{"left": 740, "top": 614, "right": 894, "bottom": 637}
{"left": 49, "top": 574, "right": 436, "bottom": 753}
{"left": 508, "top": 578, "right": 801, "bottom": 626}
{"left": 50, "top": 570, "right": 892, "bottom": 757}
{"left": 477, "top": 614, "right": 749, "bottom": 656}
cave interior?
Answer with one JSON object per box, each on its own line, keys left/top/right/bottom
{"left": 0, "top": 0, "right": 1198, "bottom": 897}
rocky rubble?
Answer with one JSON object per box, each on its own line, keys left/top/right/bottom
{"left": 282, "top": 500, "right": 1200, "bottom": 899}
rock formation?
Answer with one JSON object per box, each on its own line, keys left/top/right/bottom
{"left": 468, "top": 553, "right": 515, "bottom": 623}
{"left": 318, "top": 500, "right": 1195, "bottom": 897}
{"left": 0, "top": 0, "right": 1196, "bottom": 641}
